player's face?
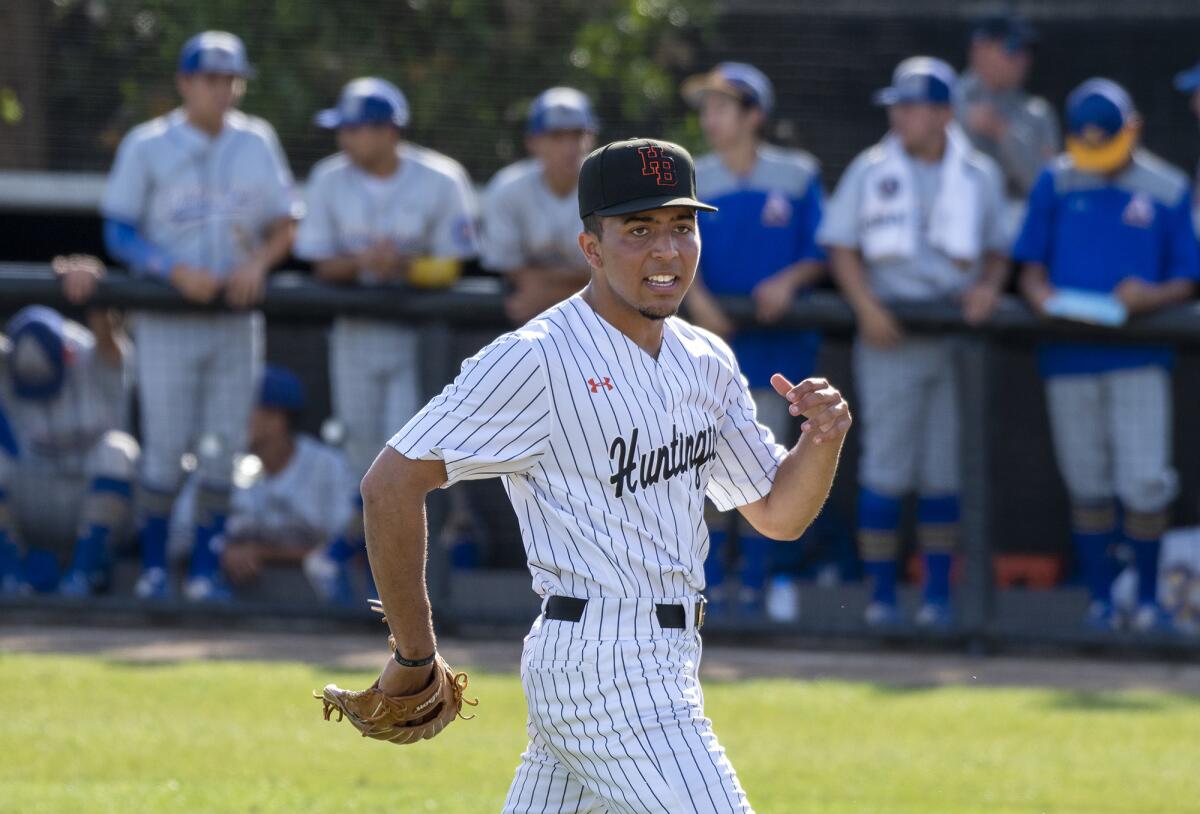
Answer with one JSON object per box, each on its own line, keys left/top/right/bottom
{"left": 969, "top": 41, "right": 1029, "bottom": 90}
{"left": 338, "top": 124, "right": 400, "bottom": 168}
{"left": 700, "top": 93, "right": 761, "bottom": 150}
{"left": 177, "top": 73, "right": 244, "bottom": 121}
{"left": 888, "top": 103, "right": 953, "bottom": 153}
{"left": 528, "top": 129, "right": 595, "bottom": 182}
{"left": 581, "top": 206, "right": 699, "bottom": 321}
{"left": 247, "top": 406, "right": 287, "bottom": 454}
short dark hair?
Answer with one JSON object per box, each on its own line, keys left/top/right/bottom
{"left": 582, "top": 213, "right": 604, "bottom": 237}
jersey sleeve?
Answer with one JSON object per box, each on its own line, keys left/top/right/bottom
{"left": 1011, "top": 168, "right": 1056, "bottom": 265}
{"left": 1165, "top": 188, "right": 1200, "bottom": 282}
{"left": 705, "top": 352, "right": 788, "bottom": 512}
{"left": 980, "top": 160, "right": 1010, "bottom": 254}
{"left": 101, "top": 132, "right": 150, "bottom": 224}
{"left": 258, "top": 125, "right": 303, "bottom": 222}
{"left": 293, "top": 171, "right": 339, "bottom": 261}
{"left": 816, "top": 154, "right": 867, "bottom": 249}
{"left": 430, "top": 171, "right": 480, "bottom": 259}
{"left": 479, "top": 177, "right": 526, "bottom": 272}
{"left": 388, "top": 333, "right": 552, "bottom": 486}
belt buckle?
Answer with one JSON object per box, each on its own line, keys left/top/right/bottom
{"left": 695, "top": 596, "right": 707, "bottom": 630}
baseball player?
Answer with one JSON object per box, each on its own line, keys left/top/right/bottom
{"left": 954, "top": 14, "right": 1060, "bottom": 241}
{"left": 482, "top": 87, "right": 597, "bottom": 325}
{"left": 319, "top": 138, "right": 852, "bottom": 812}
{"left": 295, "top": 77, "right": 479, "bottom": 582}
{"left": 101, "top": 31, "right": 299, "bottom": 601}
{"left": 820, "top": 58, "right": 1008, "bottom": 629}
{"left": 168, "top": 367, "right": 356, "bottom": 601}
{"left": 1014, "top": 79, "right": 1199, "bottom": 633}
{"left": 680, "top": 62, "right": 826, "bottom": 619}
{"left": 0, "top": 256, "right": 138, "bottom": 596}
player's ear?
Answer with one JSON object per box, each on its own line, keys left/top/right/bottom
{"left": 578, "top": 230, "right": 603, "bottom": 271}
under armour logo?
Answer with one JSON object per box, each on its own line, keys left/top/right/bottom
{"left": 588, "top": 377, "right": 614, "bottom": 393}
{"left": 638, "top": 146, "right": 677, "bottom": 187}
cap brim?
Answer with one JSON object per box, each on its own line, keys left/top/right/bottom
{"left": 314, "top": 108, "right": 342, "bottom": 129}
{"left": 681, "top": 73, "right": 746, "bottom": 108}
{"left": 873, "top": 88, "right": 938, "bottom": 107}
{"left": 591, "top": 194, "right": 718, "bottom": 218}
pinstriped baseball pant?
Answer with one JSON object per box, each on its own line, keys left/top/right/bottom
{"left": 502, "top": 597, "right": 753, "bottom": 813}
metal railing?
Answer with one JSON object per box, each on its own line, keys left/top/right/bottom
{"left": 2, "top": 262, "right": 1198, "bottom": 653}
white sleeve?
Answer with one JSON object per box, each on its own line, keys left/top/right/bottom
{"left": 101, "top": 133, "right": 149, "bottom": 223}
{"left": 389, "top": 333, "right": 551, "bottom": 486}
{"left": 479, "top": 178, "right": 526, "bottom": 272}
{"left": 293, "top": 172, "right": 339, "bottom": 260}
{"left": 705, "top": 358, "right": 788, "bottom": 512}
{"left": 430, "top": 171, "right": 480, "bottom": 259}
{"left": 258, "top": 124, "right": 303, "bottom": 221}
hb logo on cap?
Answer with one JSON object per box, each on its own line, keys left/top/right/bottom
{"left": 638, "top": 145, "right": 677, "bottom": 187}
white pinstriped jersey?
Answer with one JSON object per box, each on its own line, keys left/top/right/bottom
{"left": 0, "top": 320, "right": 129, "bottom": 467}
{"left": 101, "top": 108, "right": 300, "bottom": 277}
{"left": 390, "top": 294, "right": 787, "bottom": 599}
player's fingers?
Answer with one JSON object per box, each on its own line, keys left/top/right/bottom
{"left": 770, "top": 373, "right": 794, "bottom": 399}
{"left": 793, "top": 391, "right": 841, "bottom": 419}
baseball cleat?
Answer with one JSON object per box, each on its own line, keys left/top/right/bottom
{"left": 183, "top": 575, "right": 233, "bottom": 603}
{"left": 134, "top": 567, "right": 172, "bottom": 600}
{"left": 58, "top": 570, "right": 95, "bottom": 598}
{"left": 914, "top": 601, "right": 954, "bottom": 630}
{"left": 864, "top": 600, "right": 904, "bottom": 629}
{"left": 1083, "top": 600, "right": 1120, "bottom": 632}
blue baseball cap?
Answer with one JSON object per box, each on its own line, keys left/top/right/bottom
{"left": 681, "top": 62, "right": 775, "bottom": 115}
{"left": 259, "top": 366, "right": 305, "bottom": 413}
{"left": 178, "top": 31, "right": 254, "bottom": 78}
{"left": 874, "top": 57, "right": 956, "bottom": 106}
{"left": 315, "top": 78, "right": 410, "bottom": 130}
{"left": 970, "top": 14, "right": 1038, "bottom": 53}
{"left": 527, "top": 87, "right": 598, "bottom": 135}
{"left": 1065, "top": 78, "right": 1138, "bottom": 173}
{"left": 5, "top": 306, "right": 66, "bottom": 400}
{"left": 1174, "top": 62, "right": 1200, "bottom": 93}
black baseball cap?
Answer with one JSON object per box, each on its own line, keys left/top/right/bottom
{"left": 578, "top": 137, "right": 717, "bottom": 219}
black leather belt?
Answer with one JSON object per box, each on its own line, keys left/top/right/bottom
{"left": 544, "top": 595, "right": 706, "bottom": 630}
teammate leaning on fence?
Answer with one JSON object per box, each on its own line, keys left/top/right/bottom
{"left": 680, "top": 62, "right": 828, "bottom": 621}
{"left": 0, "top": 256, "right": 138, "bottom": 597}
{"left": 1014, "top": 79, "right": 1200, "bottom": 634}
{"left": 481, "top": 87, "right": 598, "bottom": 325}
{"left": 294, "top": 77, "right": 480, "bottom": 592}
{"left": 100, "top": 31, "right": 300, "bottom": 602}
{"left": 317, "top": 137, "right": 852, "bottom": 812}
{"left": 820, "top": 57, "right": 1009, "bottom": 630}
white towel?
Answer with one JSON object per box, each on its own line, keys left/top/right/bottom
{"left": 860, "top": 123, "right": 983, "bottom": 265}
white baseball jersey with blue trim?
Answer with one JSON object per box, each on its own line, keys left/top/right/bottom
{"left": 391, "top": 294, "right": 784, "bottom": 812}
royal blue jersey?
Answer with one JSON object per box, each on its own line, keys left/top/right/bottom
{"left": 1013, "top": 150, "right": 1199, "bottom": 377}
{"left": 695, "top": 145, "right": 824, "bottom": 387}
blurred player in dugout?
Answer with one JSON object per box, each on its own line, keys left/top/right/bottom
{"left": 482, "top": 87, "right": 598, "bottom": 324}
{"left": 679, "top": 63, "right": 828, "bottom": 620}
{"left": 0, "top": 257, "right": 138, "bottom": 597}
{"left": 821, "top": 58, "right": 1009, "bottom": 629}
{"left": 168, "top": 367, "right": 357, "bottom": 603}
{"left": 1014, "top": 79, "right": 1199, "bottom": 634}
{"left": 294, "top": 77, "right": 479, "bottom": 587}
{"left": 955, "top": 13, "right": 1060, "bottom": 243}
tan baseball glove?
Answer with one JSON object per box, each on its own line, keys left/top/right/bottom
{"left": 314, "top": 600, "right": 477, "bottom": 745}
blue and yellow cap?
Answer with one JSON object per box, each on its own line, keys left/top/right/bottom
{"left": 527, "top": 87, "right": 598, "bottom": 135}
{"left": 315, "top": 78, "right": 409, "bottom": 130}
{"left": 178, "top": 31, "right": 254, "bottom": 78}
{"left": 1065, "top": 78, "right": 1137, "bottom": 174}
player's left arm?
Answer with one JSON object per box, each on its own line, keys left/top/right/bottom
{"left": 225, "top": 215, "right": 296, "bottom": 309}
{"left": 736, "top": 374, "right": 851, "bottom": 541}
{"left": 1115, "top": 191, "right": 1200, "bottom": 315}
{"left": 961, "top": 161, "right": 1012, "bottom": 325}
{"left": 752, "top": 180, "right": 828, "bottom": 323}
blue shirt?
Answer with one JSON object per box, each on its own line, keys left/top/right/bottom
{"left": 695, "top": 145, "right": 825, "bottom": 387}
{"left": 1013, "top": 151, "right": 1200, "bottom": 377}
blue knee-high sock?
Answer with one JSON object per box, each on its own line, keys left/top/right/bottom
{"left": 739, "top": 534, "right": 771, "bottom": 594}
{"left": 704, "top": 526, "right": 727, "bottom": 591}
{"left": 917, "top": 495, "right": 959, "bottom": 606}
{"left": 140, "top": 514, "right": 169, "bottom": 570}
{"left": 1073, "top": 530, "right": 1115, "bottom": 603}
{"left": 70, "top": 476, "right": 129, "bottom": 575}
{"left": 189, "top": 510, "right": 227, "bottom": 579}
{"left": 1132, "top": 539, "right": 1162, "bottom": 606}
{"left": 859, "top": 487, "right": 903, "bottom": 606}
{"left": 327, "top": 494, "right": 365, "bottom": 563}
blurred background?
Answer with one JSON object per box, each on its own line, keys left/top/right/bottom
{"left": 2, "top": 0, "right": 1200, "bottom": 651}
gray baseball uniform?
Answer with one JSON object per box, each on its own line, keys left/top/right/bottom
{"left": 481, "top": 158, "right": 584, "bottom": 273}
{"left": 294, "top": 142, "right": 479, "bottom": 478}
{"left": 102, "top": 108, "right": 299, "bottom": 493}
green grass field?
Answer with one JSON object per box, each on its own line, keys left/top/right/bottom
{"left": 2, "top": 652, "right": 1197, "bottom": 814}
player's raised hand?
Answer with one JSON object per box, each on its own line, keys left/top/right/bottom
{"left": 225, "top": 258, "right": 269, "bottom": 309}
{"left": 169, "top": 263, "right": 223, "bottom": 304}
{"left": 771, "top": 373, "right": 852, "bottom": 445}
{"left": 53, "top": 254, "right": 104, "bottom": 304}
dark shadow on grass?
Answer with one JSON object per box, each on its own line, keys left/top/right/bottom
{"left": 1043, "top": 690, "right": 1174, "bottom": 713}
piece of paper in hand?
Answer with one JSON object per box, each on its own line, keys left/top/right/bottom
{"left": 1043, "top": 288, "right": 1128, "bottom": 326}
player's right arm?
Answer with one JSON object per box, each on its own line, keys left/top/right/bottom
{"left": 1012, "top": 167, "right": 1058, "bottom": 315}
